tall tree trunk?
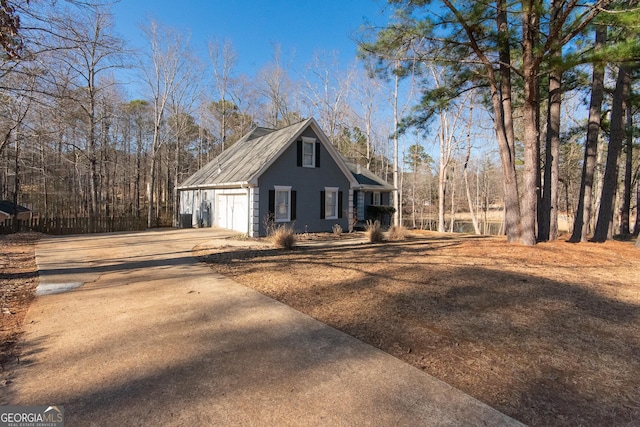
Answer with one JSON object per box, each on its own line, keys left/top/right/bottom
{"left": 463, "top": 129, "right": 480, "bottom": 235}
{"left": 40, "top": 143, "right": 48, "bottom": 217}
{"left": 135, "top": 129, "right": 142, "bottom": 218}
{"left": 519, "top": 2, "right": 540, "bottom": 246}
{"left": 174, "top": 134, "right": 180, "bottom": 227}
{"left": 634, "top": 176, "right": 640, "bottom": 235}
{"left": 392, "top": 66, "right": 400, "bottom": 227}
{"left": 88, "top": 97, "right": 99, "bottom": 222}
{"left": 438, "top": 162, "right": 446, "bottom": 233}
{"left": 437, "top": 112, "right": 449, "bottom": 233}
{"left": 539, "top": 0, "right": 562, "bottom": 241}
{"left": 540, "top": 67, "right": 562, "bottom": 241}
{"left": 449, "top": 163, "right": 456, "bottom": 232}
{"left": 12, "top": 127, "right": 20, "bottom": 232}
{"left": 570, "top": 27, "right": 606, "bottom": 242}
{"left": 621, "top": 101, "right": 633, "bottom": 235}
{"left": 592, "top": 65, "right": 631, "bottom": 242}
{"left": 496, "top": 0, "right": 521, "bottom": 242}
{"left": 412, "top": 157, "right": 417, "bottom": 229}
{"left": 633, "top": 176, "right": 640, "bottom": 236}
{"left": 148, "top": 122, "right": 161, "bottom": 228}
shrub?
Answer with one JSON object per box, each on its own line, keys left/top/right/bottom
{"left": 263, "top": 213, "right": 277, "bottom": 237}
{"left": 271, "top": 223, "right": 296, "bottom": 250}
{"left": 366, "top": 205, "right": 396, "bottom": 224}
{"left": 365, "top": 220, "right": 384, "bottom": 243}
{"left": 332, "top": 223, "right": 343, "bottom": 236}
{"left": 388, "top": 225, "right": 408, "bottom": 241}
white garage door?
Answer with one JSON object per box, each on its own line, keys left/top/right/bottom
{"left": 217, "top": 193, "right": 248, "bottom": 234}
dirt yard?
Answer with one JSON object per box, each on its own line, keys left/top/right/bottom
{"left": 198, "top": 231, "right": 640, "bottom": 427}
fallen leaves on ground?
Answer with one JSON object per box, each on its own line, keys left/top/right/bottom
{"left": 0, "top": 233, "right": 41, "bottom": 388}
{"left": 199, "top": 231, "right": 640, "bottom": 427}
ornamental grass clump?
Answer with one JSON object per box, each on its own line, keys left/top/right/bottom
{"left": 387, "top": 225, "right": 408, "bottom": 241}
{"left": 365, "top": 220, "right": 384, "bottom": 243}
{"left": 271, "top": 223, "right": 296, "bottom": 250}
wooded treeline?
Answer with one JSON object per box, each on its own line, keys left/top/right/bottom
{"left": 361, "top": 0, "right": 640, "bottom": 245}
{"left": 0, "top": 1, "right": 400, "bottom": 228}
{"left": 1, "top": 0, "right": 639, "bottom": 245}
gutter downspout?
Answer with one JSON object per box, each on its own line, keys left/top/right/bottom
{"left": 241, "top": 183, "right": 252, "bottom": 237}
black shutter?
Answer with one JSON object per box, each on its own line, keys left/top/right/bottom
{"left": 320, "top": 191, "right": 325, "bottom": 219}
{"left": 268, "top": 190, "right": 275, "bottom": 217}
{"left": 291, "top": 191, "right": 297, "bottom": 220}
{"left": 338, "top": 191, "right": 343, "bottom": 218}
{"left": 315, "top": 142, "right": 321, "bottom": 167}
{"left": 297, "top": 140, "right": 302, "bottom": 167}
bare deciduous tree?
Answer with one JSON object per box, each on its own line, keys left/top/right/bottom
{"left": 303, "top": 51, "right": 353, "bottom": 147}
{"left": 208, "top": 38, "right": 236, "bottom": 151}
{"left": 49, "top": 5, "right": 125, "bottom": 220}
{"left": 140, "top": 20, "right": 193, "bottom": 227}
{"left": 256, "top": 45, "right": 300, "bottom": 128}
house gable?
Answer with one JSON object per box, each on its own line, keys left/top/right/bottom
{"left": 257, "top": 125, "right": 353, "bottom": 236}
{"left": 246, "top": 118, "right": 357, "bottom": 188}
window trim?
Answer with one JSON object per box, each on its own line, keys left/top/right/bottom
{"left": 324, "top": 187, "right": 339, "bottom": 220}
{"left": 274, "top": 185, "right": 292, "bottom": 222}
{"left": 302, "top": 137, "right": 316, "bottom": 168}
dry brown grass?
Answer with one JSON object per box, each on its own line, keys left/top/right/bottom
{"left": 200, "top": 231, "right": 640, "bottom": 427}
{"left": 387, "top": 225, "right": 408, "bottom": 240}
{"left": 270, "top": 223, "right": 296, "bottom": 249}
{"left": 364, "top": 220, "right": 384, "bottom": 243}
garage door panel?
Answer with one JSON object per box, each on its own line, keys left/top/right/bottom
{"left": 217, "top": 193, "right": 248, "bottom": 234}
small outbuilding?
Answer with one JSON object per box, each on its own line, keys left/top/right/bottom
{"left": 0, "top": 200, "right": 33, "bottom": 221}
{"left": 178, "top": 118, "right": 394, "bottom": 237}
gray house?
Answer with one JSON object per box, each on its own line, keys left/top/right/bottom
{"left": 178, "top": 118, "right": 394, "bottom": 237}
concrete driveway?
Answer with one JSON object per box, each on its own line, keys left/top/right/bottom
{"left": 7, "top": 228, "right": 524, "bottom": 426}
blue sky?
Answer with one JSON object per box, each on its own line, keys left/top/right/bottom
{"left": 108, "top": 0, "right": 498, "bottom": 161}
{"left": 111, "top": 0, "right": 394, "bottom": 76}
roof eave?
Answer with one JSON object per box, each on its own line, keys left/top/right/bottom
{"left": 355, "top": 185, "right": 396, "bottom": 191}
{"left": 178, "top": 181, "right": 253, "bottom": 191}
{"left": 306, "top": 119, "right": 359, "bottom": 188}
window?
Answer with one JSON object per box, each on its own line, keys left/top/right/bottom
{"left": 269, "top": 186, "right": 296, "bottom": 223}
{"left": 320, "top": 189, "right": 342, "bottom": 220}
{"left": 274, "top": 186, "right": 291, "bottom": 222}
{"left": 373, "top": 192, "right": 381, "bottom": 206}
{"left": 324, "top": 187, "right": 339, "bottom": 220}
{"left": 297, "top": 137, "right": 319, "bottom": 168}
{"left": 303, "top": 140, "right": 314, "bottom": 167}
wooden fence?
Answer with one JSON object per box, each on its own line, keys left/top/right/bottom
{"left": 0, "top": 216, "right": 147, "bottom": 235}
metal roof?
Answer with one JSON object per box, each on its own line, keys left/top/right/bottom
{"left": 179, "top": 119, "right": 312, "bottom": 189}
{"left": 0, "top": 200, "right": 31, "bottom": 215}
{"left": 342, "top": 159, "right": 395, "bottom": 191}
{"left": 178, "top": 118, "right": 394, "bottom": 192}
